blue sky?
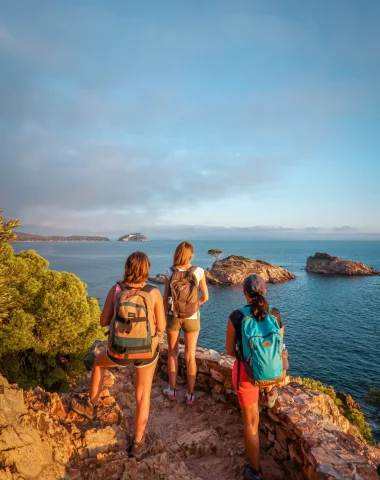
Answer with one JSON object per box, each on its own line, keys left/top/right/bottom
{"left": 1, "top": 0, "right": 379, "bottom": 238}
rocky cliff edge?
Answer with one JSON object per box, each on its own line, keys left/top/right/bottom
{"left": 1, "top": 343, "right": 379, "bottom": 480}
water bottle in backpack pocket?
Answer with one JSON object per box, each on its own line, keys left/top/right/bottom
{"left": 240, "top": 305, "right": 285, "bottom": 387}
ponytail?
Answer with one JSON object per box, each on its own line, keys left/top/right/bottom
{"left": 249, "top": 294, "right": 268, "bottom": 321}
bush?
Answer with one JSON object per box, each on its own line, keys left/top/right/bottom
{"left": 0, "top": 212, "right": 105, "bottom": 391}
{"left": 301, "top": 377, "right": 373, "bottom": 444}
{"left": 302, "top": 377, "right": 342, "bottom": 407}
{"left": 344, "top": 408, "right": 373, "bottom": 443}
{"left": 364, "top": 389, "right": 380, "bottom": 410}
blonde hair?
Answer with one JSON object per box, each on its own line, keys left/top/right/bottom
{"left": 123, "top": 251, "right": 150, "bottom": 284}
{"left": 173, "top": 241, "right": 193, "bottom": 266}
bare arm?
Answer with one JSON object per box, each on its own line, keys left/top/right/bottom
{"left": 225, "top": 318, "right": 237, "bottom": 358}
{"left": 153, "top": 288, "right": 166, "bottom": 333}
{"left": 280, "top": 326, "right": 284, "bottom": 340}
{"left": 100, "top": 285, "right": 117, "bottom": 327}
{"left": 198, "top": 275, "right": 209, "bottom": 307}
{"left": 163, "top": 278, "right": 170, "bottom": 314}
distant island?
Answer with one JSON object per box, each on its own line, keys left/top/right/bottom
{"left": 14, "top": 233, "right": 110, "bottom": 242}
{"left": 117, "top": 233, "right": 148, "bottom": 242}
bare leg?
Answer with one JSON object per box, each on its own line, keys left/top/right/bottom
{"left": 167, "top": 329, "right": 180, "bottom": 390}
{"left": 134, "top": 356, "right": 159, "bottom": 443}
{"left": 241, "top": 402, "right": 260, "bottom": 471}
{"left": 90, "top": 349, "right": 117, "bottom": 404}
{"left": 184, "top": 331, "right": 199, "bottom": 394}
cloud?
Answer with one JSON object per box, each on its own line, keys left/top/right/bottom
{"left": 1, "top": 1, "right": 380, "bottom": 233}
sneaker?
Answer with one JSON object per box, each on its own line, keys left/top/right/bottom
{"left": 163, "top": 386, "right": 176, "bottom": 400}
{"left": 243, "top": 464, "right": 262, "bottom": 480}
{"left": 129, "top": 436, "right": 151, "bottom": 461}
{"left": 264, "top": 387, "right": 278, "bottom": 409}
{"left": 185, "top": 392, "right": 195, "bottom": 405}
{"left": 71, "top": 397, "right": 98, "bottom": 420}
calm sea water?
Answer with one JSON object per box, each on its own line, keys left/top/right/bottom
{"left": 13, "top": 240, "right": 380, "bottom": 437}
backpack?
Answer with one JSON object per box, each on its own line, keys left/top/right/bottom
{"left": 239, "top": 305, "right": 285, "bottom": 387}
{"left": 107, "top": 283, "right": 158, "bottom": 360}
{"left": 169, "top": 266, "right": 199, "bottom": 318}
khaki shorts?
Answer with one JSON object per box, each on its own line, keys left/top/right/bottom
{"left": 166, "top": 314, "right": 200, "bottom": 333}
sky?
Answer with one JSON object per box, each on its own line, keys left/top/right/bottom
{"left": 1, "top": 0, "right": 380, "bottom": 239}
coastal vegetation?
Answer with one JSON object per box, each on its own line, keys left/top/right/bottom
{"left": 207, "top": 248, "right": 223, "bottom": 260}
{"left": 302, "top": 378, "right": 373, "bottom": 443}
{"left": 365, "top": 389, "right": 380, "bottom": 413}
{"left": 14, "top": 232, "right": 110, "bottom": 242}
{"left": 0, "top": 211, "right": 105, "bottom": 391}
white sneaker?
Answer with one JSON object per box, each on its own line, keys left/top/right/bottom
{"left": 186, "top": 392, "right": 195, "bottom": 405}
{"left": 163, "top": 386, "right": 176, "bottom": 400}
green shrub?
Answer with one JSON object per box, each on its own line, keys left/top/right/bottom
{"left": 301, "top": 377, "right": 373, "bottom": 444}
{"left": 302, "top": 377, "right": 342, "bottom": 407}
{"left": 364, "top": 389, "right": 380, "bottom": 410}
{"left": 344, "top": 408, "right": 373, "bottom": 443}
{"left": 0, "top": 212, "right": 105, "bottom": 391}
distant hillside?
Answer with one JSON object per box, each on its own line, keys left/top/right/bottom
{"left": 14, "top": 233, "right": 110, "bottom": 242}
{"left": 117, "top": 233, "right": 148, "bottom": 242}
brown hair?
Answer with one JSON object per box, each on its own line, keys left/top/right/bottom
{"left": 123, "top": 251, "right": 150, "bottom": 284}
{"left": 173, "top": 241, "right": 193, "bottom": 266}
{"left": 246, "top": 292, "right": 269, "bottom": 321}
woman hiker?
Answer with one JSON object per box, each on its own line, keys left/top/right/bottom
{"left": 71, "top": 251, "right": 166, "bottom": 461}
{"left": 225, "top": 274, "right": 285, "bottom": 480}
{"left": 162, "top": 241, "right": 209, "bottom": 404}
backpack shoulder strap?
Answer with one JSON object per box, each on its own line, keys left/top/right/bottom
{"left": 142, "top": 284, "right": 155, "bottom": 294}
{"left": 170, "top": 266, "right": 176, "bottom": 273}
{"left": 189, "top": 265, "right": 197, "bottom": 274}
{"left": 117, "top": 281, "right": 128, "bottom": 291}
{"left": 239, "top": 306, "right": 252, "bottom": 318}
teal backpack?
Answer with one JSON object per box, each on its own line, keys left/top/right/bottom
{"left": 239, "top": 305, "right": 285, "bottom": 387}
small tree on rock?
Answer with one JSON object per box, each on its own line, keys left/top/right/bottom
{"left": 208, "top": 249, "right": 223, "bottom": 261}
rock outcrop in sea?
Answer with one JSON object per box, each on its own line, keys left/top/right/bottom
{"left": 148, "top": 273, "right": 166, "bottom": 284}
{"left": 306, "top": 253, "right": 379, "bottom": 276}
{"left": 117, "top": 233, "right": 148, "bottom": 242}
{"left": 205, "top": 255, "right": 295, "bottom": 285}
{"left": 1, "top": 342, "right": 380, "bottom": 480}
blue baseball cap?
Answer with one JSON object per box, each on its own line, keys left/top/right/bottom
{"left": 243, "top": 274, "right": 266, "bottom": 296}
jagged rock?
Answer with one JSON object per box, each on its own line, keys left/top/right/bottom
{"left": 306, "top": 252, "right": 379, "bottom": 276}
{"left": 205, "top": 255, "right": 295, "bottom": 285}
{"left": 84, "top": 339, "right": 107, "bottom": 371}
{"left": 148, "top": 273, "right": 166, "bottom": 284}
{"left": 336, "top": 392, "right": 361, "bottom": 411}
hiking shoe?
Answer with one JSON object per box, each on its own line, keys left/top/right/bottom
{"left": 264, "top": 387, "right": 278, "bottom": 409}
{"left": 185, "top": 392, "right": 195, "bottom": 405}
{"left": 129, "top": 436, "right": 151, "bottom": 461}
{"left": 243, "top": 464, "right": 262, "bottom": 479}
{"left": 163, "top": 386, "right": 176, "bottom": 400}
{"left": 71, "top": 397, "right": 98, "bottom": 420}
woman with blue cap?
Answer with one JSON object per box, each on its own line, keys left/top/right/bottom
{"left": 226, "top": 274, "right": 286, "bottom": 480}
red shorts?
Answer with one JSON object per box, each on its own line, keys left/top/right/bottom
{"left": 232, "top": 360, "right": 259, "bottom": 407}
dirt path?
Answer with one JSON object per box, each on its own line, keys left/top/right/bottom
{"left": 147, "top": 374, "right": 288, "bottom": 480}
{"left": 65, "top": 367, "right": 289, "bottom": 479}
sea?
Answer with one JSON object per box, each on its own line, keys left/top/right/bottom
{"left": 13, "top": 239, "right": 380, "bottom": 438}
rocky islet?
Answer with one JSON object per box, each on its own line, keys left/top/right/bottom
{"left": 306, "top": 253, "right": 379, "bottom": 276}
{"left": 205, "top": 255, "right": 296, "bottom": 286}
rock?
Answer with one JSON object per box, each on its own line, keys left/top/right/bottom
{"left": 205, "top": 255, "right": 295, "bottom": 285}
{"left": 306, "top": 252, "right": 379, "bottom": 276}
{"left": 336, "top": 392, "right": 361, "bottom": 411}
{"left": 177, "top": 428, "right": 222, "bottom": 457}
{"left": 148, "top": 273, "right": 166, "bottom": 284}
{"left": 84, "top": 340, "right": 107, "bottom": 371}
